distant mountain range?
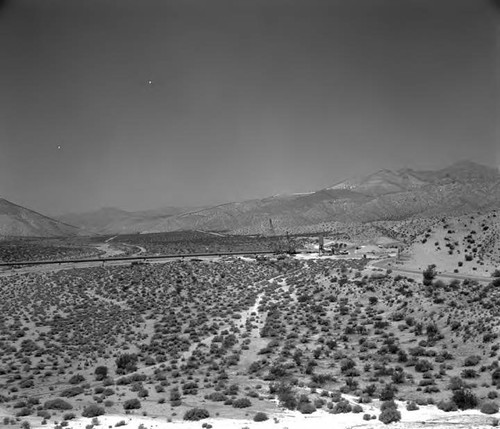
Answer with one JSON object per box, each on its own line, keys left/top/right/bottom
{"left": 138, "top": 160, "right": 500, "bottom": 235}
{"left": 1, "top": 161, "right": 499, "bottom": 237}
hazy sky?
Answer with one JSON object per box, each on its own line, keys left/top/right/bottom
{"left": 0, "top": 0, "right": 497, "bottom": 215}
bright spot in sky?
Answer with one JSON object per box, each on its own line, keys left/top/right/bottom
{"left": 57, "top": 145, "right": 61, "bottom": 150}
{"left": 148, "top": 80, "right": 152, "bottom": 85}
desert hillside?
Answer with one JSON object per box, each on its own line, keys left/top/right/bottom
{"left": 57, "top": 206, "right": 204, "bottom": 235}
{"left": 398, "top": 210, "right": 500, "bottom": 277}
{"left": 143, "top": 162, "right": 500, "bottom": 235}
{"left": 0, "top": 199, "right": 80, "bottom": 238}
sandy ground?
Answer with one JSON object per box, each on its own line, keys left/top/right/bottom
{"left": 94, "top": 243, "right": 125, "bottom": 257}
{"left": 27, "top": 405, "right": 499, "bottom": 429}
{"left": 95, "top": 242, "right": 147, "bottom": 257}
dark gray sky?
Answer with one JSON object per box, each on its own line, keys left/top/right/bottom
{"left": 0, "top": 0, "right": 497, "bottom": 214}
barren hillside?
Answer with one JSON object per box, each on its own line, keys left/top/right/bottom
{"left": 0, "top": 199, "right": 80, "bottom": 238}
{"left": 399, "top": 211, "right": 500, "bottom": 277}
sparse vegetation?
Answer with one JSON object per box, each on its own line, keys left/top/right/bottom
{"left": 1, "top": 222, "right": 500, "bottom": 428}
{"left": 183, "top": 408, "right": 210, "bottom": 421}
{"left": 253, "top": 412, "right": 269, "bottom": 422}
{"left": 81, "top": 404, "right": 105, "bottom": 418}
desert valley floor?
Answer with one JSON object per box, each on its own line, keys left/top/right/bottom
{"left": 0, "top": 218, "right": 500, "bottom": 429}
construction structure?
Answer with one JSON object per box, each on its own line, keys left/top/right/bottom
{"left": 268, "top": 219, "right": 296, "bottom": 254}
{"left": 269, "top": 218, "right": 275, "bottom": 236}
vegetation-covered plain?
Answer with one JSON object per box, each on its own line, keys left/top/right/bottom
{"left": 1, "top": 253, "right": 500, "bottom": 428}
{"left": 111, "top": 231, "right": 292, "bottom": 255}
{"left": 0, "top": 238, "right": 104, "bottom": 263}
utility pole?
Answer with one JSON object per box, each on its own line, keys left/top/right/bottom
{"left": 318, "top": 234, "right": 324, "bottom": 256}
{"left": 269, "top": 218, "right": 275, "bottom": 236}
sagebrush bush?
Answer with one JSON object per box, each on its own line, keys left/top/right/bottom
{"left": 94, "top": 366, "right": 108, "bottom": 381}
{"left": 276, "top": 383, "right": 297, "bottom": 410}
{"left": 115, "top": 353, "right": 138, "bottom": 375}
{"left": 297, "top": 402, "right": 316, "bottom": 414}
{"left": 415, "top": 359, "right": 434, "bottom": 373}
{"left": 461, "top": 369, "right": 478, "bottom": 379}
{"left": 232, "top": 398, "right": 252, "bottom": 408}
{"left": 44, "top": 399, "right": 72, "bottom": 410}
{"left": 492, "top": 369, "right": 500, "bottom": 387}
{"left": 480, "top": 402, "right": 499, "bottom": 415}
{"left": 13, "top": 401, "right": 27, "bottom": 410}
{"left": 330, "top": 391, "right": 342, "bottom": 402}
{"left": 464, "top": 355, "right": 481, "bottom": 367}
{"left": 137, "top": 388, "right": 149, "bottom": 398}
{"left": 452, "top": 388, "right": 478, "bottom": 410}
{"left": 15, "top": 407, "right": 31, "bottom": 417}
{"left": 253, "top": 412, "right": 268, "bottom": 422}
{"left": 406, "top": 401, "right": 419, "bottom": 411}
{"left": 123, "top": 398, "right": 141, "bottom": 410}
{"left": 36, "top": 410, "right": 51, "bottom": 419}
{"left": 332, "top": 400, "right": 352, "bottom": 414}
{"left": 81, "top": 404, "right": 105, "bottom": 418}
{"left": 448, "top": 376, "right": 467, "bottom": 391}
{"left": 205, "top": 392, "right": 227, "bottom": 402}
{"left": 437, "top": 400, "right": 458, "bottom": 412}
{"left": 60, "top": 386, "right": 84, "bottom": 397}
{"left": 380, "top": 400, "right": 397, "bottom": 411}
{"left": 68, "top": 374, "right": 85, "bottom": 385}
{"left": 183, "top": 408, "right": 210, "bottom": 421}
{"left": 379, "top": 384, "right": 396, "bottom": 401}
{"left": 352, "top": 404, "right": 363, "bottom": 413}
{"left": 379, "top": 408, "right": 401, "bottom": 424}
